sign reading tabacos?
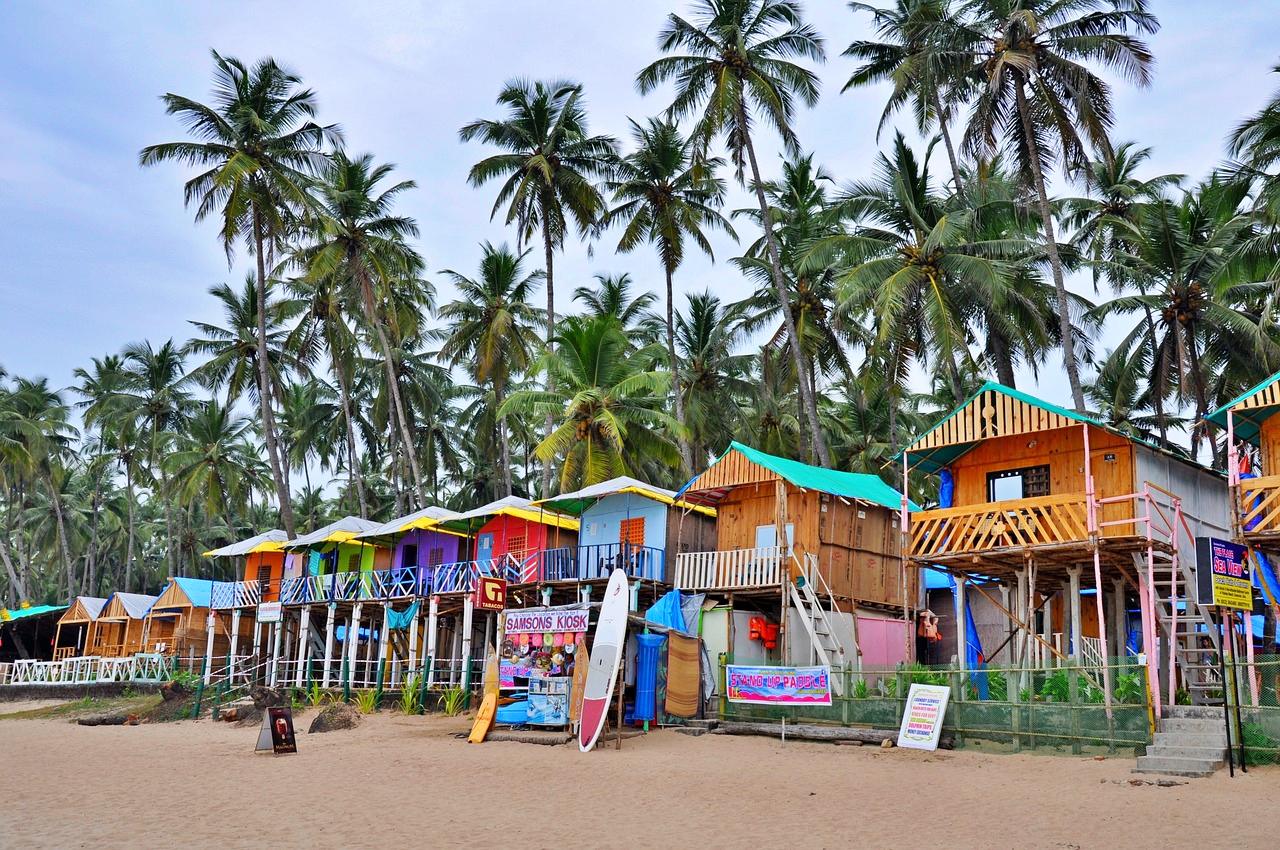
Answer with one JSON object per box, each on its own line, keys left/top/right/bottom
{"left": 503, "top": 609, "right": 590, "bottom": 635}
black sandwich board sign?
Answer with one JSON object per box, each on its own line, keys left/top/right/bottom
{"left": 1194, "top": 537, "right": 1252, "bottom": 611}
{"left": 255, "top": 706, "right": 298, "bottom": 755}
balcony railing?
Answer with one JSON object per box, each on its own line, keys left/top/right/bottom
{"left": 1241, "top": 474, "right": 1280, "bottom": 537}
{"left": 539, "top": 542, "right": 665, "bottom": 582}
{"left": 279, "top": 566, "right": 425, "bottom": 604}
{"left": 908, "top": 493, "right": 1089, "bottom": 560}
{"left": 429, "top": 557, "right": 520, "bottom": 594}
{"left": 211, "top": 580, "right": 264, "bottom": 609}
{"left": 673, "top": 545, "right": 786, "bottom": 591}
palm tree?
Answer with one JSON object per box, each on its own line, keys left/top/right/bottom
{"left": 184, "top": 275, "right": 304, "bottom": 406}
{"left": 572, "top": 272, "right": 663, "bottom": 343}
{"left": 459, "top": 79, "right": 618, "bottom": 495}
{"left": 500, "top": 316, "right": 681, "bottom": 490}
{"left": 1229, "top": 64, "right": 1280, "bottom": 228}
{"left": 604, "top": 117, "right": 736, "bottom": 472}
{"left": 300, "top": 151, "right": 430, "bottom": 507}
{"left": 638, "top": 0, "right": 831, "bottom": 466}
{"left": 843, "top": 0, "right": 969, "bottom": 194}
{"left": 1091, "top": 179, "right": 1277, "bottom": 459}
{"left": 676, "top": 291, "right": 754, "bottom": 463}
{"left": 140, "top": 50, "right": 341, "bottom": 535}
{"left": 957, "top": 0, "right": 1159, "bottom": 410}
{"left": 437, "top": 243, "right": 544, "bottom": 497}
{"left": 166, "top": 400, "right": 257, "bottom": 536}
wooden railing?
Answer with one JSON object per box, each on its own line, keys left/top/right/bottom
{"left": 673, "top": 546, "right": 786, "bottom": 590}
{"left": 909, "top": 493, "right": 1090, "bottom": 559}
{"left": 1240, "top": 474, "right": 1280, "bottom": 536}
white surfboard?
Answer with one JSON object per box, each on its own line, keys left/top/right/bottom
{"left": 578, "top": 568, "right": 630, "bottom": 752}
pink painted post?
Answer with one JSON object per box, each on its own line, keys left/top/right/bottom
{"left": 1082, "top": 425, "right": 1095, "bottom": 534}
{"left": 1245, "top": 603, "right": 1260, "bottom": 706}
{"left": 900, "top": 452, "right": 912, "bottom": 663}
{"left": 1083, "top": 424, "right": 1114, "bottom": 716}
{"left": 1144, "top": 516, "right": 1163, "bottom": 719}
{"left": 1136, "top": 570, "right": 1161, "bottom": 717}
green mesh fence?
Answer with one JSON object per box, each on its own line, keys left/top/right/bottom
{"left": 717, "top": 658, "right": 1152, "bottom": 755}
{"left": 1225, "top": 654, "right": 1280, "bottom": 767}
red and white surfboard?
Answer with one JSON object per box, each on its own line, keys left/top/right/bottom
{"left": 578, "top": 568, "right": 629, "bottom": 752}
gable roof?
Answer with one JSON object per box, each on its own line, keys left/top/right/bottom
{"left": 152, "top": 577, "right": 216, "bottom": 610}
{"left": 58, "top": 596, "right": 107, "bottom": 624}
{"left": 354, "top": 506, "right": 461, "bottom": 541}
{"left": 1204, "top": 371, "right": 1280, "bottom": 447}
{"left": 203, "top": 529, "right": 289, "bottom": 558}
{"left": 901, "top": 380, "right": 1213, "bottom": 476}
{"left": 434, "top": 496, "right": 580, "bottom": 535}
{"left": 101, "top": 592, "right": 157, "bottom": 620}
{"left": 286, "top": 516, "right": 382, "bottom": 548}
{"left": 676, "top": 441, "right": 911, "bottom": 511}
{"left": 535, "top": 476, "right": 716, "bottom": 518}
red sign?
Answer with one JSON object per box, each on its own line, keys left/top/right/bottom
{"left": 476, "top": 576, "right": 507, "bottom": 612}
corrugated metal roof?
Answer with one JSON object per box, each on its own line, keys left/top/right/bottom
{"left": 435, "top": 496, "right": 580, "bottom": 534}
{"left": 354, "top": 506, "right": 460, "bottom": 540}
{"left": 535, "top": 476, "right": 716, "bottom": 517}
{"left": 203, "top": 529, "right": 289, "bottom": 558}
{"left": 286, "top": 516, "right": 382, "bottom": 548}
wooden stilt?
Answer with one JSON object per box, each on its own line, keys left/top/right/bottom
{"left": 202, "top": 612, "right": 216, "bottom": 685}
{"left": 295, "top": 606, "right": 311, "bottom": 688}
{"left": 322, "top": 604, "right": 337, "bottom": 688}
{"left": 426, "top": 595, "right": 439, "bottom": 687}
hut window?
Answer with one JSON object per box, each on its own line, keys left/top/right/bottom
{"left": 428, "top": 547, "right": 445, "bottom": 567}
{"left": 346, "top": 552, "right": 361, "bottom": 572}
{"left": 619, "top": 517, "right": 646, "bottom": 548}
{"left": 987, "top": 465, "right": 1050, "bottom": 502}
{"left": 507, "top": 535, "right": 528, "bottom": 562}
{"left": 401, "top": 544, "right": 419, "bottom": 569}
{"left": 256, "top": 564, "right": 271, "bottom": 594}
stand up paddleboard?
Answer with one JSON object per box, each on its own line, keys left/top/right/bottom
{"left": 579, "top": 569, "right": 629, "bottom": 752}
{"left": 468, "top": 644, "right": 500, "bottom": 744}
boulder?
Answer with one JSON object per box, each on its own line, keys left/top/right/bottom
{"left": 160, "top": 680, "right": 191, "bottom": 702}
{"left": 250, "top": 686, "right": 285, "bottom": 709}
{"left": 308, "top": 703, "right": 360, "bottom": 734}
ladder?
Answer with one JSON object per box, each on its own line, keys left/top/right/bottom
{"left": 1130, "top": 490, "right": 1222, "bottom": 711}
{"left": 786, "top": 552, "right": 855, "bottom": 696}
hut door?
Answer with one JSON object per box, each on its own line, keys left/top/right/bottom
{"left": 755, "top": 523, "right": 794, "bottom": 554}
{"left": 477, "top": 532, "right": 495, "bottom": 563}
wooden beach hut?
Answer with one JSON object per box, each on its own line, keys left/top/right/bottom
{"left": 52, "top": 596, "right": 106, "bottom": 660}
{"left": 0, "top": 604, "right": 67, "bottom": 663}
{"left": 90, "top": 592, "right": 157, "bottom": 657}
{"left": 902, "top": 381, "right": 1230, "bottom": 713}
{"left": 431, "top": 496, "right": 580, "bottom": 587}
{"left": 354, "top": 506, "right": 465, "bottom": 572}
{"left": 673, "top": 441, "right": 913, "bottom": 678}
{"left": 143, "top": 577, "right": 220, "bottom": 657}
{"left": 535, "top": 475, "right": 716, "bottom": 583}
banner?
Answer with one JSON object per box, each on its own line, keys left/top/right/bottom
{"left": 503, "top": 609, "right": 590, "bottom": 635}
{"left": 1196, "top": 537, "right": 1252, "bottom": 610}
{"left": 897, "top": 683, "right": 950, "bottom": 751}
{"left": 725, "top": 665, "right": 832, "bottom": 706}
{"left": 256, "top": 602, "right": 282, "bottom": 624}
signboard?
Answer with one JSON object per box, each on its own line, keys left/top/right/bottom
{"left": 725, "top": 665, "right": 832, "bottom": 706}
{"left": 256, "top": 602, "right": 283, "bottom": 624}
{"left": 503, "top": 609, "right": 590, "bottom": 635}
{"left": 1195, "top": 537, "right": 1253, "bottom": 611}
{"left": 255, "top": 706, "right": 297, "bottom": 755}
{"left": 897, "top": 683, "right": 950, "bottom": 751}
{"left": 476, "top": 576, "right": 507, "bottom": 612}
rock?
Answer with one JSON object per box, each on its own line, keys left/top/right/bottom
{"left": 125, "top": 715, "right": 141, "bottom": 726}
{"left": 308, "top": 703, "right": 360, "bottom": 734}
{"left": 250, "top": 686, "right": 285, "bottom": 709}
{"left": 78, "top": 715, "right": 127, "bottom": 726}
{"left": 234, "top": 706, "right": 264, "bottom": 727}
{"left": 218, "top": 707, "right": 240, "bottom": 722}
{"left": 880, "top": 738, "right": 894, "bottom": 749}
{"left": 160, "top": 680, "right": 191, "bottom": 702}
{"left": 1156, "top": 779, "right": 1186, "bottom": 788}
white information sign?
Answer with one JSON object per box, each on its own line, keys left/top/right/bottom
{"left": 257, "top": 601, "right": 283, "bottom": 624}
{"left": 896, "top": 683, "right": 951, "bottom": 751}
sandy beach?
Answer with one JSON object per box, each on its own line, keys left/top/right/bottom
{"left": 0, "top": 700, "right": 1274, "bottom": 850}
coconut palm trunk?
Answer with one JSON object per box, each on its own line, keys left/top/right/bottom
{"left": 664, "top": 266, "right": 694, "bottom": 474}
{"left": 540, "top": 214, "right": 558, "bottom": 497}
{"left": 933, "top": 93, "right": 965, "bottom": 199}
{"left": 496, "top": 383, "right": 514, "bottom": 498}
{"left": 1013, "top": 80, "right": 1086, "bottom": 412}
{"left": 124, "top": 463, "right": 136, "bottom": 593}
{"left": 739, "top": 107, "right": 832, "bottom": 467}
{"left": 331, "top": 356, "right": 368, "bottom": 516}
{"left": 252, "top": 208, "right": 296, "bottom": 536}
{"left": 0, "top": 533, "right": 27, "bottom": 604}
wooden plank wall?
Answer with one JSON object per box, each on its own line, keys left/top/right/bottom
{"left": 665, "top": 510, "right": 717, "bottom": 557}
{"left": 949, "top": 426, "right": 1135, "bottom": 536}
{"left": 909, "top": 389, "right": 1081, "bottom": 453}
{"left": 685, "top": 450, "right": 777, "bottom": 493}
{"left": 1261, "top": 414, "right": 1280, "bottom": 475}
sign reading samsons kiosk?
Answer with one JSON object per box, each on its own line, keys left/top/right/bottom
{"left": 503, "top": 609, "right": 590, "bottom": 635}
{"left": 1195, "top": 536, "right": 1252, "bottom": 611}
{"left": 725, "top": 665, "right": 832, "bottom": 706}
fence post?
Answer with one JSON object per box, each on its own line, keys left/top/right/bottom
{"left": 841, "top": 666, "right": 850, "bottom": 726}
{"left": 1010, "top": 664, "right": 1022, "bottom": 753}
{"left": 418, "top": 657, "right": 431, "bottom": 715}
{"left": 1069, "top": 663, "right": 1082, "bottom": 755}
{"left": 375, "top": 658, "right": 386, "bottom": 706}
{"left": 190, "top": 656, "right": 207, "bottom": 720}
{"left": 342, "top": 656, "right": 351, "bottom": 704}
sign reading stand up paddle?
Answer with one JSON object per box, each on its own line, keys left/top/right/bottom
{"left": 726, "top": 665, "right": 832, "bottom": 706}
{"left": 897, "top": 683, "right": 950, "bottom": 750}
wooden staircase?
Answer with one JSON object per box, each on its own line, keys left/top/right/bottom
{"left": 786, "top": 552, "right": 854, "bottom": 696}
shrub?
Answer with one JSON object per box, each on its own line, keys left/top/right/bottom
{"left": 439, "top": 686, "right": 469, "bottom": 716}
{"left": 398, "top": 676, "right": 421, "bottom": 714}
{"left": 852, "top": 677, "right": 870, "bottom": 699}
{"left": 353, "top": 689, "right": 379, "bottom": 715}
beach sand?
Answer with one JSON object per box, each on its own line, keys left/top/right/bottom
{"left": 0, "top": 704, "right": 1273, "bottom": 849}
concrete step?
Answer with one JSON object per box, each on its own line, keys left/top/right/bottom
{"left": 1133, "top": 755, "right": 1221, "bottom": 777}
{"left": 1153, "top": 732, "right": 1228, "bottom": 749}
{"left": 1165, "top": 705, "right": 1225, "bottom": 720}
{"left": 1160, "top": 717, "right": 1226, "bottom": 734}
{"left": 1146, "top": 744, "right": 1227, "bottom": 761}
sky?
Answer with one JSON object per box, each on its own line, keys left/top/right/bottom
{"left": 2, "top": 1, "right": 1280, "bottom": 409}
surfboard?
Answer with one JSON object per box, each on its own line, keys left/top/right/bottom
{"left": 579, "top": 568, "right": 629, "bottom": 752}
{"left": 569, "top": 642, "right": 590, "bottom": 733}
{"left": 468, "top": 691, "right": 497, "bottom": 744}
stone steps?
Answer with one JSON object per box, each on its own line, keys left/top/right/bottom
{"left": 1133, "top": 707, "right": 1229, "bottom": 777}
{"left": 1133, "top": 754, "right": 1223, "bottom": 778}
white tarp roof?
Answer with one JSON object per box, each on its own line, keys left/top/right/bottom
{"left": 286, "top": 516, "right": 381, "bottom": 548}
{"left": 204, "top": 529, "right": 289, "bottom": 557}
{"left": 355, "top": 506, "right": 459, "bottom": 540}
